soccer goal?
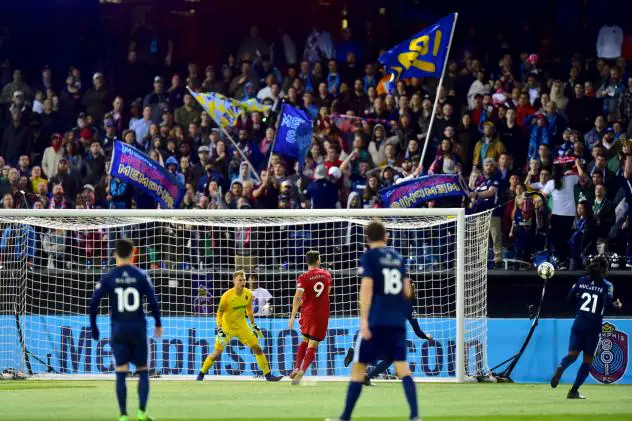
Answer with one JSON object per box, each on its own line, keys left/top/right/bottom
{"left": 0, "top": 208, "right": 491, "bottom": 382}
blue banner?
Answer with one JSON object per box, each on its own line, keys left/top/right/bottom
{"left": 109, "top": 141, "right": 185, "bottom": 209}
{"left": 379, "top": 174, "right": 467, "bottom": 208}
{"left": 0, "top": 316, "right": 630, "bottom": 383}
{"left": 273, "top": 103, "right": 313, "bottom": 169}
{"left": 379, "top": 13, "right": 456, "bottom": 83}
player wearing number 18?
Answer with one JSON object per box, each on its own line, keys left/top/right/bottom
{"left": 550, "top": 255, "right": 622, "bottom": 399}
{"left": 289, "top": 251, "right": 332, "bottom": 385}
{"left": 89, "top": 239, "right": 163, "bottom": 421}
{"left": 329, "top": 221, "right": 419, "bottom": 421}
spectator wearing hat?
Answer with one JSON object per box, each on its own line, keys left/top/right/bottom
{"left": 0, "top": 69, "right": 33, "bottom": 104}
{"left": 83, "top": 140, "right": 105, "bottom": 187}
{"left": 49, "top": 158, "right": 79, "bottom": 201}
{"left": 167, "top": 73, "right": 186, "bottom": 109}
{"left": 101, "top": 118, "right": 120, "bottom": 155}
{"left": 143, "top": 76, "right": 169, "bottom": 124}
{"left": 473, "top": 121, "right": 506, "bottom": 169}
{"left": 305, "top": 164, "right": 338, "bottom": 209}
{"left": 175, "top": 93, "right": 201, "bottom": 130}
{"left": 1, "top": 108, "right": 31, "bottom": 166}
{"left": 527, "top": 113, "right": 551, "bottom": 160}
{"left": 41, "top": 134, "right": 64, "bottom": 179}
{"left": 82, "top": 73, "right": 109, "bottom": 124}
{"left": 58, "top": 74, "right": 82, "bottom": 128}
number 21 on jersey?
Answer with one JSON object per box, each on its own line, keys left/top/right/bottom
{"left": 579, "top": 292, "right": 601, "bottom": 314}
{"left": 382, "top": 268, "right": 402, "bottom": 295}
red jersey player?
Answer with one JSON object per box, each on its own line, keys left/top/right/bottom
{"left": 288, "top": 250, "right": 332, "bottom": 385}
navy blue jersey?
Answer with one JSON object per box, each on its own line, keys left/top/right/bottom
{"left": 568, "top": 276, "right": 614, "bottom": 330}
{"left": 359, "top": 247, "right": 408, "bottom": 328}
{"left": 89, "top": 265, "right": 162, "bottom": 329}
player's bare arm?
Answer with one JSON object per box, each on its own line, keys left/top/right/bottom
{"left": 359, "top": 276, "right": 373, "bottom": 340}
{"left": 288, "top": 288, "right": 304, "bottom": 330}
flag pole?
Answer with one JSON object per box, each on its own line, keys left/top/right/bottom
{"left": 419, "top": 12, "right": 458, "bottom": 170}
{"left": 267, "top": 103, "right": 284, "bottom": 169}
{"left": 187, "top": 87, "right": 261, "bottom": 184}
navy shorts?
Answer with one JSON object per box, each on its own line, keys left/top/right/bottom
{"left": 111, "top": 324, "right": 148, "bottom": 367}
{"left": 568, "top": 326, "right": 600, "bottom": 356}
{"left": 354, "top": 326, "right": 406, "bottom": 365}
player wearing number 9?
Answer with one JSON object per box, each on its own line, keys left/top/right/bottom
{"left": 89, "top": 239, "right": 163, "bottom": 421}
{"left": 288, "top": 250, "right": 332, "bottom": 385}
{"left": 550, "top": 255, "right": 622, "bottom": 399}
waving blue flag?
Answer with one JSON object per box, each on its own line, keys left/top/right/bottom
{"left": 379, "top": 13, "right": 456, "bottom": 83}
{"left": 273, "top": 103, "right": 313, "bottom": 169}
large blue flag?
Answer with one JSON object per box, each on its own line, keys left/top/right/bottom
{"left": 379, "top": 13, "right": 456, "bottom": 83}
{"left": 273, "top": 103, "right": 313, "bottom": 169}
{"left": 109, "top": 141, "right": 185, "bottom": 209}
{"left": 379, "top": 174, "right": 467, "bottom": 208}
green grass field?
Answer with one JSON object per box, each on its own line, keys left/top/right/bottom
{"left": 1, "top": 380, "right": 631, "bottom": 421}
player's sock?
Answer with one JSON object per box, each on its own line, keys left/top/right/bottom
{"left": 367, "top": 360, "right": 391, "bottom": 379}
{"left": 340, "top": 381, "right": 363, "bottom": 421}
{"left": 570, "top": 362, "right": 591, "bottom": 393}
{"left": 295, "top": 341, "right": 308, "bottom": 369}
{"left": 300, "top": 347, "right": 316, "bottom": 372}
{"left": 115, "top": 372, "right": 128, "bottom": 416}
{"left": 559, "top": 354, "right": 577, "bottom": 370}
{"left": 201, "top": 355, "right": 215, "bottom": 374}
{"left": 138, "top": 370, "right": 149, "bottom": 412}
{"left": 255, "top": 353, "right": 271, "bottom": 375}
{"left": 402, "top": 376, "right": 419, "bottom": 419}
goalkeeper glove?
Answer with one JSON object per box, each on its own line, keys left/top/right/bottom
{"left": 216, "top": 327, "right": 228, "bottom": 347}
{"left": 252, "top": 323, "right": 263, "bottom": 338}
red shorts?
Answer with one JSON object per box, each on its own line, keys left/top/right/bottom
{"left": 299, "top": 314, "right": 329, "bottom": 342}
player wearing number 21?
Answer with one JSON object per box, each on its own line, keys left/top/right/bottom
{"left": 289, "top": 250, "right": 332, "bottom": 385}
{"left": 197, "top": 270, "right": 283, "bottom": 381}
{"left": 550, "top": 255, "right": 622, "bottom": 399}
{"left": 89, "top": 239, "right": 163, "bottom": 421}
{"left": 328, "top": 221, "right": 419, "bottom": 421}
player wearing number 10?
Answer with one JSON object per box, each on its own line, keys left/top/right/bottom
{"left": 289, "top": 251, "right": 332, "bottom": 385}
{"left": 329, "top": 221, "right": 419, "bottom": 421}
{"left": 89, "top": 239, "right": 163, "bottom": 421}
{"left": 550, "top": 255, "right": 622, "bottom": 399}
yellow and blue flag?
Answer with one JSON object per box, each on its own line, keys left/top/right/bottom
{"left": 189, "top": 90, "right": 268, "bottom": 128}
{"left": 379, "top": 13, "right": 456, "bottom": 83}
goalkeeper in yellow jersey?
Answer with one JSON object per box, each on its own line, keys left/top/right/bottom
{"left": 197, "top": 270, "right": 283, "bottom": 381}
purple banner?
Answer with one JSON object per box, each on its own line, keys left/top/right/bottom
{"left": 379, "top": 174, "right": 467, "bottom": 208}
{"left": 109, "top": 141, "right": 184, "bottom": 209}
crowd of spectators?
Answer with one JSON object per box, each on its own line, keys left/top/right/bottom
{"left": 0, "top": 22, "right": 631, "bottom": 271}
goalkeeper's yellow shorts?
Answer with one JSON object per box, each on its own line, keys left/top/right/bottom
{"left": 215, "top": 324, "right": 258, "bottom": 351}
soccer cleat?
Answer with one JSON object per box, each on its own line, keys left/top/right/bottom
{"left": 289, "top": 368, "right": 299, "bottom": 380}
{"left": 567, "top": 390, "right": 586, "bottom": 399}
{"left": 410, "top": 418, "right": 422, "bottom": 421}
{"left": 265, "top": 372, "right": 283, "bottom": 381}
{"left": 343, "top": 348, "right": 354, "bottom": 367}
{"left": 291, "top": 370, "right": 305, "bottom": 385}
{"left": 136, "top": 409, "right": 155, "bottom": 421}
{"left": 118, "top": 416, "right": 129, "bottom": 421}
{"left": 363, "top": 375, "right": 372, "bottom": 386}
{"left": 550, "top": 367, "right": 564, "bottom": 388}
{"left": 196, "top": 371, "right": 205, "bottom": 381}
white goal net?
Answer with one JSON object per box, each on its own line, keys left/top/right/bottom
{"left": 0, "top": 209, "right": 491, "bottom": 381}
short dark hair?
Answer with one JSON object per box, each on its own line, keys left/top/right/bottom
{"left": 366, "top": 221, "right": 386, "bottom": 242}
{"left": 306, "top": 250, "right": 320, "bottom": 266}
{"left": 115, "top": 239, "right": 134, "bottom": 259}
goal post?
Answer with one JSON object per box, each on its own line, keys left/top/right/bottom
{"left": 0, "top": 208, "right": 491, "bottom": 382}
